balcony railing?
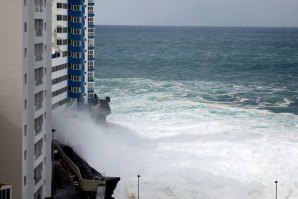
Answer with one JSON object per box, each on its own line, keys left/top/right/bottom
{"left": 35, "top": 103, "right": 43, "bottom": 111}
{"left": 35, "top": 55, "right": 43, "bottom": 61}
{"left": 88, "top": 66, "right": 94, "bottom": 70}
{"left": 35, "top": 126, "right": 42, "bottom": 135}
{"left": 36, "top": 31, "right": 43, "bottom": 37}
{"left": 35, "top": 6, "right": 43, "bottom": 12}
{"left": 35, "top": 78, "right": 43, "bottom": 86}
{"left": 34, "top": 174, "right": 42, "bottom": 185}
{"left": 35, "top": 151, "right": 42, "bottom": 160}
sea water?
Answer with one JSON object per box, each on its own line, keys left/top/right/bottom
{"left": 92, "top": 26, "right": 298, "bottom": 198}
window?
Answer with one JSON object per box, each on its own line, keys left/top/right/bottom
{"left": 88, "top": 39, "right": 94, "bottom": 47}
{"left": 24, "top": 150, "right": 27, "bottom": 160}
{"left": 72, "top": 5, "right": 81, "bottom": 11}
{"left": 0, "top": 186, "right": 11, "bottom": 199}
{"left": 88, "top": 72, "right": 94, "bottom": 81}
{"left": 24, "top": 125, "right": 27, "bottom": 136}
{"left": 57, "top": 3, "right": 62, "bottom": 8}
{"left": 88, "top": 82, "right": 94, "bottom": 90}
{"left": 70, "top": 64, "right": 81, "bottom": 70}
{"left": 24, "top": 99, "right": 27, "bottom": 109}
{"left": 71, "top": 40, "right": 81, "bottom": 46}
{"left": 57, "top": 27, "right": 67, "bottom": 33}
{"left": 57, "top": 15, "right": 62, "bottom": 21}
{"left": 35, "top": 91, "right": 43, "bottom": 111}
{"left": 52, "top": 75, "right": 67, "bottom": 85}
{"left": 88, "top": 93, "right": 94, "bottom": 98}
{"left": 24, "top": 176, "right": 26, "bottom": 186}
{"left": 52, "top": 98, "right": 69, "bottom": 109}
{"left": 34, "top": 138, "right": 43, "bottom": 160}
{"left": 34, "top": 162, "right": 43, "bottom": 184}
{"left": 24, "top": 22, "right": 27, "bottom": 32}
{"left": 62, "top": 51, "right": 68, "bottom": 57}
{"left": 63, "top": 3, "right": 68, "bottom": 9}
{"left": 52, "top": 63, "right": 67, "bottom": 72}
{"left": 52, "top": 86, "right": 67, "bottom": 97}
{"left": 34, "top": 115, "right": 43, "bottom": 135}
{"left": 35, "top": 67, "right": 43, "bottom": 86}
{"left": 24, "top": 74, "right": 27, "bottom": 85}
{"left": 70, "top": 87, "right": 81, "bottom": 93}
{"left": 71, "top": 52, "right": 81, "bottom": 58}
{"left": 71, "top": 28, "right": 81, "bottom": 35}
{"left": 57, "top": 39, "right": 68, "bottom": 45}
{"left": 35, "top": 43, "right": 43, "bottom": 61}
{"left": 72, "top": 16, "right": 81, "bottom": 23}
{"left": 70, "top": 75, "right": 81, "bottom": 82}
{"left": 24, "top": 0, "right": 27, "bottom": 6}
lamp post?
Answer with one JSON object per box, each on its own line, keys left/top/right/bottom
{"left": 137, "top": 175, "right": 141, "bottom": 199}
{"left": 274, "top": 181, "right": 278, "bottom": 199}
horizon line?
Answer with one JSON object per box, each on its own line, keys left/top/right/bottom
{"left": 94, "top": 24, "right": 298, "bottom": 29}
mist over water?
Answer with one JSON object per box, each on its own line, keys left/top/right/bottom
{"left": 56, "top": 26, "right": 298, "bottom": 199}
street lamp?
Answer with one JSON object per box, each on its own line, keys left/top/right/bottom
{"left": 274, "top": 181, "right": 278, "bottom": 199}
{"left": 137, "top": 175, "right": 141, "bottom": 199}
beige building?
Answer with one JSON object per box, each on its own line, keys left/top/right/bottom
{"left": 0, "top": 0, "right": 52, "bottom": 198}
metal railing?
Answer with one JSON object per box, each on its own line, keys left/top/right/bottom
{"left": 34, "top": 174, "right": 42, "bottom": 185}
{"left": 36, "top": 31, "right": 43, "bottom": 37}
{"left": 35, "top": 78, "right": 43, "bottom": 86}
{"left": 35, "top": 126, "right": 42, "bottom": 135}
{"left": 35, "top": 55, "right": 43, "bottom": 61}
{"left": 35, "top": 103, "right": 43, "bottom": 111}
{"left": 35, "top": 6, "right": 43, "bottom": 12}
{"left": 35, "top": 151, "right": 42, "bottom": 160}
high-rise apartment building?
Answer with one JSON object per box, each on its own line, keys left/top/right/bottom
{"left": 52, "top": 0, "right": 70, "bottom": 111}
{"left": 52, "top": 0, "right": 95, "bottom": 111}
{"left": 0, "top": 0, "right": 52, "bottom": 198}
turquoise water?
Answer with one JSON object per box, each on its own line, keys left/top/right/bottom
{"left": 94, "top": 26, "right": 298, "bottom": 199}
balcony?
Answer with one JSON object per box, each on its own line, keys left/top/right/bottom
{"left": 35, "top": 103, "right": 43, "bottom": 111}
{"left": 35, "top": 151, "right": 42, "bottom": 160}
{"left": 88, "top": 66, "right": 94, "bottom": 70}
{"left": 34, "top": 174, "right": 42, "bottom": 185}
{"left": 35, "top": 6, "right": 43, "bottom": 12}
{"left": 35, "top": 30, "right": 43, "bottom": 37}
{"left": 35, "top": 55, "right": 43, "bottom": 61}
{"left": 35, "top": 126, "right": 42, "bottom": 135}
{"left": 35, "top": 78, "right": 43, "bottom": 86}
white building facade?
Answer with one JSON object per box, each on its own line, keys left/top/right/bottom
{"left": 0, "top": 0, "right": 52, "bottom": 198}
{"left": 51, "top": 0, "right": 70, "bottom": 111}
{"left": 51, "top": 0, "right": 95, "bottom": 111}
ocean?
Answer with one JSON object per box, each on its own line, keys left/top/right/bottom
{"left": 93, "top": 26, "right": 298, "bottom": 198}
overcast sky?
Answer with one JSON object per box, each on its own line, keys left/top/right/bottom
{"left": 94, "top": 0, "right": 298, "bottom": 27}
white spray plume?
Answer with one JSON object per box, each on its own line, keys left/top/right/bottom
{"left": 53, "top": 109, "right": 145, "bottom": 198}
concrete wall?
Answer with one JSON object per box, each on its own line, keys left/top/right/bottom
{"left": 0, "top": 0, "right": 23, "bottom": 199}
